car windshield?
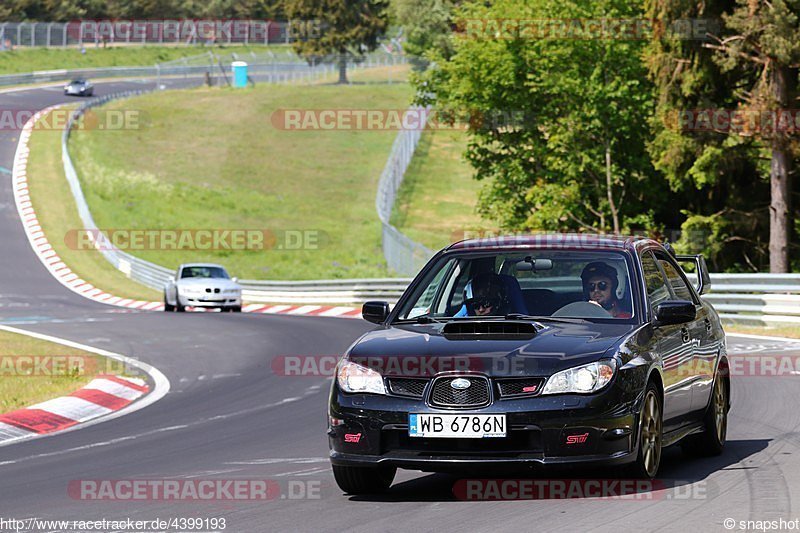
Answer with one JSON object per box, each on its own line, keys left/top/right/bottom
{"left": 180, "top": 266, "right": 230, "bottom": 279}
{"left": 394, "top": 250, "right": 635, "bottom": 321}
{"left": 70, "top": 80, "right": 85, "bottom": 85}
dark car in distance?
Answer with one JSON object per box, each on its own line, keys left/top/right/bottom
{"left": 328, "top": 234, "right": 729, "bottom": 494}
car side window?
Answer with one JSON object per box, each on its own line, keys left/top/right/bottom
{"left": 641, "top": 251, "right": 671, "bottom": 315}
{"left": 657, "top": 255, "right": 694, "bottom": 302}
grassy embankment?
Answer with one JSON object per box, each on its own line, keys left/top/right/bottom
{"left": 63, "top": 66, "right": 412, "bottom": 281}
{"left": 0, "top": 328, "right": 110, "bottom": 413}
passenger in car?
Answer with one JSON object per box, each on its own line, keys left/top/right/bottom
{"left": 453, "top": 272, "right": 510, "bottom": 317}
{"left": 581, "top": 262, "right": 632, "bottom": 318}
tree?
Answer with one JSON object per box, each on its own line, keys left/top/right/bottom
{"left": 646, "top": 0, "right": 800, "bottom": 272}
{"left": 705, "top": 0, "right": 800, "bottom": 272}
{"left": 645, "top": 0, "right": 770, "bottom": 271}
{"left": 284, "top": 0, "right": 389, "bottom": 84}
{"left": 391, "top": 0, "right": 456, "bottom": 64}
{"left": 418, "top": 0, "right": 665, "bottom": 235}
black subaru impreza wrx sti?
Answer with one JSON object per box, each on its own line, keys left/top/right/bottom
{"left": 328, "top": 234, "right": 729, "bottom": 494}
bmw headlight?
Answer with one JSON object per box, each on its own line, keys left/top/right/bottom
{"left": 223, "top": 288, "right": 239, "bottom": 294}
{"left": 337, "top": 360, "right": 386, "bottom": 395}
{"left": 541, "top": 359, "right": 617, "bottom": 395}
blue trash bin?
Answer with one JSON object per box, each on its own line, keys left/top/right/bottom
{"left": 232, "top": 61, "right": 248, "bottom": 88}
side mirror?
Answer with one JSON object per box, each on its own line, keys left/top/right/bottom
{"left": 654, "top": 300, "right": 696, "bottom": 326}
{"left": 362, "top": 301, "right": 390, "bottom": 324}
{"left": 232, "top": 277, "right": 238, "bottom": 283}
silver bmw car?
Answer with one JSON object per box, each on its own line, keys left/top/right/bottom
{"left": 164, "top": 263, "right": 242, "bottom": 312}
{"left": 64, "top": 79, "right": 94, "bottom": 96}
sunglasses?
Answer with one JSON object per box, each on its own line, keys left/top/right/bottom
{"left": 470, "top": 298, "right": 498, "bottom": 310}
{"left": 586, "top": 281, "right": 610, "bottom": 291}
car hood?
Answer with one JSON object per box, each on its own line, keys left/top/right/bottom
{"left": 347, "top": 321, "right": 634, "bottom": 377}
{"left": 176, "top": 278, "right": 239, "bottom": 289}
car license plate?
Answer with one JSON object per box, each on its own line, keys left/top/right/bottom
{"left": 408, "top": 414, "right": 506, "bottom": 438}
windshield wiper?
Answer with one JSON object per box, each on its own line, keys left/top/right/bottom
{"left": 392, "top": 315, "right": 444, "bottom": 324}
{"left": 505, "top": 314, "right": 589, "bottom": 324}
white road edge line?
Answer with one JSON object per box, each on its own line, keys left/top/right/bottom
{"left": 0, "top": 324, "right": 170, "bottom": 448}
{"left": 726, "top": 332, "right": 800, "bottom": 343}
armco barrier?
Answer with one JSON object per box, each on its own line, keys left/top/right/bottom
{"left": 705, "top": 273, "right": 800, "bottom": 326}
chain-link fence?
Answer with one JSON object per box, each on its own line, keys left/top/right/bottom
{"left": 0, "top": 21, "right": 296, "bottom": 48}
{"left": 375, "top": 107, "right": 435, "bottom": 276}
{"left": 154, "top": 49, "right": 407, "bottom": 86}
{"left": 0, "top": 48, "right": 407, "bottom": 87}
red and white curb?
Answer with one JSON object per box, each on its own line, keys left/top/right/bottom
{"left": 0, "top": 375, "right": 148, "bottom": 443}
{"left": 0, "top": 324, "right": 169, "bottom": 447}
{"left": 11, "top": 107, "right": 362, "bottom": 320}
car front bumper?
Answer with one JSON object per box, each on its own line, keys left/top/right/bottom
{"left": 328, "top": 382, "right": 640, "bottom": 472}
{"left": 178, "top": 294, "right": 241, "bottom": 307}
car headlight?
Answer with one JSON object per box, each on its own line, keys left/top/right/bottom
{"left": 223, "top": 288, "right": 239, "bottom": 294}
{"left": 337, "top": 360, "right": 386, "bottom": 395}
{"left": 541, "top": 359, "right": 617, "bottom": 395}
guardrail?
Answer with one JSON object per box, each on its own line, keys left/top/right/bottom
{"left": 705, "top": 274, "right": 800, "bottom": 326}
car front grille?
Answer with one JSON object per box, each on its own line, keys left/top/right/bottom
{"left": 205, "top": 288, "right": 221, "bottom": 293}
{"left": 387, "top": 378, "right": 429, "bottom": 398}
{"left": 429, "top": 376, "right": 490, "bottom": 408}
{"left": 496, "top": 378, "right": 546, "bottom": 398}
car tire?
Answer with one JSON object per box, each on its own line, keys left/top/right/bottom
{"left": 682, "top": 371, "right": 727, "bottom": 457}
{"left": 163, "top": 293, "right": 174, "bottom": 312}
{"left": 332, "top": 464, "right": 396, "bottom": 495}
{"left": 628, "top": 382, "right": 662, "bottom": 479}
{"left": 232, "top": 305, "right": 242, "bottom": 313}
{"left": 175, "top": 291, "right": 185, "bottom": 312}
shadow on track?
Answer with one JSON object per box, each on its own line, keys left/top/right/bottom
{"left": 346, "top": 439, "right": 769, "bottom": 502}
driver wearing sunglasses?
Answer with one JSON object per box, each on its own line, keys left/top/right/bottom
{"left": 580, "top": 261, "right": 631, "bottom": 319}
{"left": 454, "top": 272, "right": 508, "bottom": 317}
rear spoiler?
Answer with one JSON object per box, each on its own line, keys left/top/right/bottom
{"left": 675, "top": 254, "right": 711, "bottom": 295}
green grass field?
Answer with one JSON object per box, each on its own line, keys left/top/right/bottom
{"left": 390, "top": 128, "right": 488, "bottom": 250}
{"left": 0, "top": 44, "right": 288, "bottom": 75}
{"left": 0, "top": 328, "right": 107, "bottom": 413}
{"left": 68, "top": 70, "right": 413, "bottom": 280}
{"left": 27, "top": 107, "right": 160, "bottom": 301}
